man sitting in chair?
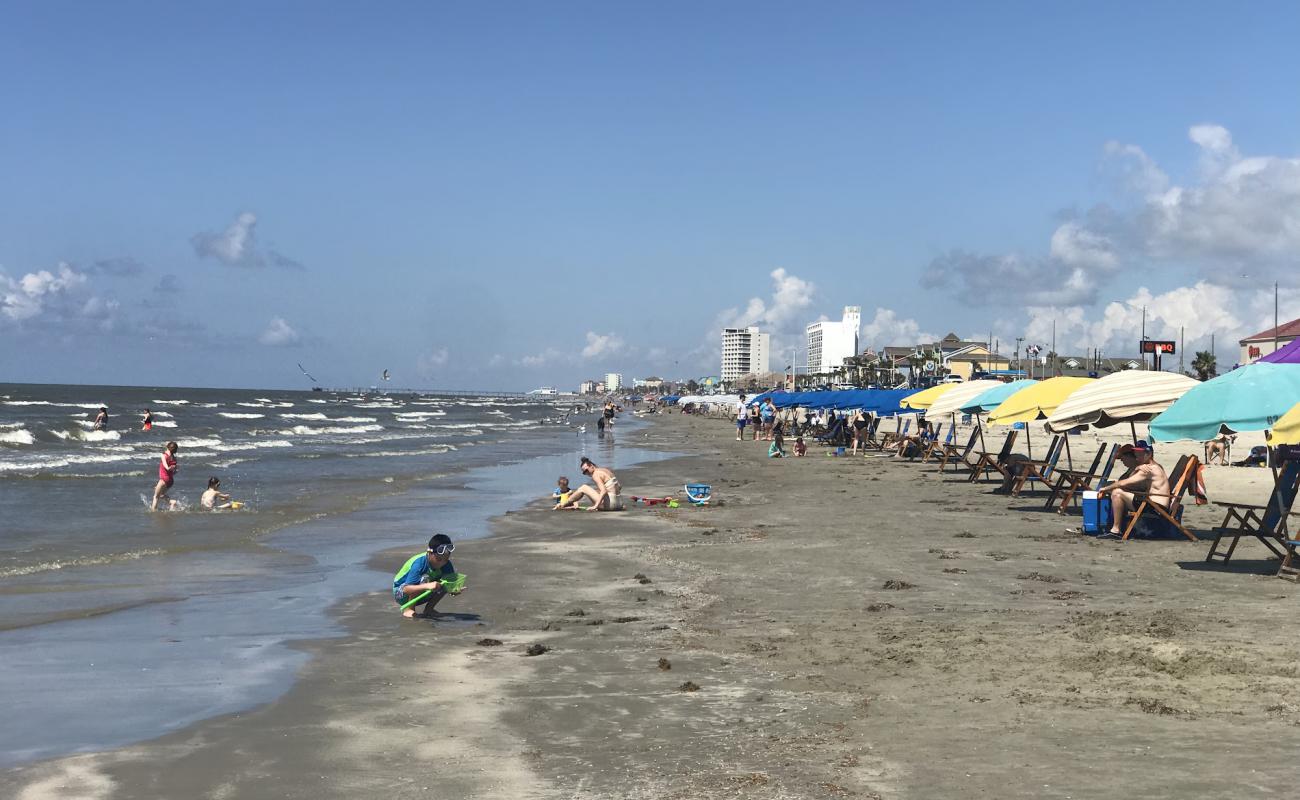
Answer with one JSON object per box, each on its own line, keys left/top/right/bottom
{"left": 1097, "top": 442, "right": 1170, "bottom": 537}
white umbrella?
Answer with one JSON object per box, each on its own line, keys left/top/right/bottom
{"left": 1044, "top": 371, "right": 1200, "bottom": 435}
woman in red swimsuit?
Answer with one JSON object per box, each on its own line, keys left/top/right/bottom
{"left": 151, "top": 441, "right": 180, "bottom": 511}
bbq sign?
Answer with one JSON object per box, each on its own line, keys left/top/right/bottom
{"left": 1139, "top": 340, "right": 1176, "bottom": 355}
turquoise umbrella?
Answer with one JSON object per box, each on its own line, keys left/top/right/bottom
{"left": 958, "top": 379, "right": 1039, "bottom": 414}
{"left": 951, "top": 379, "right": 1039, "bottom": 457}
{"left": 1149, "top": 363, "right": 1300, "bottom": 442}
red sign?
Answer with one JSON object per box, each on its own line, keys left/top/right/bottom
{"left": 1140, "top": 340, "right": 1176, "bottom": 354}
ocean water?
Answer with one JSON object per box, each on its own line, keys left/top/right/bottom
{"left": 0, "top": 383, "right": 664, "bottom": 767}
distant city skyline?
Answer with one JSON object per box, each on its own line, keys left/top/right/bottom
{"left": 3, "top": 2, "right": 1300, "bottom": 390}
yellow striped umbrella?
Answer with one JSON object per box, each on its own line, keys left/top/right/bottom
{"left": 899, "top": 382, "right": 960, "bottom": 410}
{"left": 986, "top": 377, "right": 1096, "bottom": 424}
{"left": 1267, "top": 403, "right": 1300, "bottom": 445}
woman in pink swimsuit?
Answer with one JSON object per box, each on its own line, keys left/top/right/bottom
{"left": 151, "top": 441, "right": 179, "bottom": 511}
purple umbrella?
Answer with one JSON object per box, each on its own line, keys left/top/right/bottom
{"left": 1260, "top": 337, "right": 1300, "bottom": 364}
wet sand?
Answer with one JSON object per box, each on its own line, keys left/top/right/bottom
{"left": 6, "top": 413, "right": 1299, "bottom": 799}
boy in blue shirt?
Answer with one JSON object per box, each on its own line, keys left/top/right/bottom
{"left": 393, "top": 533, "right": 459, "bottom": 619}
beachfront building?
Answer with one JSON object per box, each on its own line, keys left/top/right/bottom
{"left": 604, "top": 373, "right": 623, "bottom": 392}
{"left": 1240, "top": 316, "right": 1300, "bottom": 363}
{"left": 876, "top": 334, "right": 1011, "bottom": 384}
{"left": 579, "top": 380, "right": 597, "bottom": 395}
{"left": 806, "top": 306, "right": 861, "bottom": 375}
{"left": 721, "top": 326, "right": 771, "bottom": 383}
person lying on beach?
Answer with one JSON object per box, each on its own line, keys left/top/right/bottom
{"left": 151, "top": 441, "right": 179, "bottom": 511}
{"left": 553, "top": 457, "right": 623, "bottom": 511}
{"left": 1098, "top": 442, "right": 1169, "bottom": 537}
{"left": 200, "top": 476, "right": 233, "bottom": 510}
{"left": 888, "top": 419, "right": 933, "bottom": 458}
{"left": 552, "top": 476, "right": 571, "bottom": 507}
{"left": 393, "top": 534, "right": 461, "bottom": 619}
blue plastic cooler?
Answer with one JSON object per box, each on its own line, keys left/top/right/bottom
{"left": 1081, "top": 491, "right": 1112, "bottom": 534}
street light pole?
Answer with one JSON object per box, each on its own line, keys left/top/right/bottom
{"left": 1276, "top": 281, "right": 1280, "bottom": 355}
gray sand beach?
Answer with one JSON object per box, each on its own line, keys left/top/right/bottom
{"left": 5, "top": 412, "right": 1298, "bottom": 799}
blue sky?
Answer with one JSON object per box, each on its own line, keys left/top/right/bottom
{"left": 3, "top": 2, "right": 1299, "bottom": 389}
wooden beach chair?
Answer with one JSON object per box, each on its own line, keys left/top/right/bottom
{"left": 1043, "top": 443, "right": 1116, "bottom": 513}
{"left": 965, "top": 430, "right": 1019, "bottom": 483}
{"left": 1008, "top": 435, "right": 1065, "bottom": 497}
{"left": 876, "top": 418, "right": 911, "bottom": 451}
{"left": 936, "top": 428, "right": 980, "bottom": 472}
{"left": 918, "top": 423, "right": 954, "bottom": 462}
{"left": 907, "top": 422, "right": 944, "bottom": 461}
{"left": 1117, "top": 455, "right": 1200, "bottom": 541}
{"left": 1205, "top": 459, "right": 1300, "bottom": 565}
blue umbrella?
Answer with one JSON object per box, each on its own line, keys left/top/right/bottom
{"left": 1149, "top": 363, "right": 1300, "bottom": 442}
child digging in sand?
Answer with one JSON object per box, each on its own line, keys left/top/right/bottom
{"left": 552, "top": 476, "right": 571, "bottom": 508}
{"left": 392, "top": 534, "right": 464, "bottom": 619}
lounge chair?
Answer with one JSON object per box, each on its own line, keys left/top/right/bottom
{"left": 1206, "top": 459, "right": 1300, "bottom": 564}
{"left": 1043, "top": 443, "right": 1117, "bottom": 514}
{"left": 1117, "top": 455, "right": 1201, "bottom": 541}
{"left": 935, "top": 428, "right": 980, "bottom": 472}
{"left": 876, "top": 418, "right": 911, "bottom": 451}
{"left": 965, "top": 430, "right": 1020, "bottom": 483}
{"left": 1007, "top": 435, "right": 1065, "bottom": 496}
{"left": 918, "top": 423, "right": 953, "bottom": 462}
{"left": 816, "top": 417, "right": 849, "bottom": 447}
{"left": 903, "top": 422, "right": 944, "bottom": 461}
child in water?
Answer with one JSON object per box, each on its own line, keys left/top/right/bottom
{"left": 552, "top": 476, "right": 571, "bottom": 508}
{"left": 200, "top": 476, "right": 233, "bottom": 510}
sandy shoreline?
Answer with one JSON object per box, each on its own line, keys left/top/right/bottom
{"left": 6, "top": 413, "right": 1299, "bottom": 798}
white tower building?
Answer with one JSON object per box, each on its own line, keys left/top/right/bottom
{"left": 720, "top": 327, "right": 771, "bottom": 382}
{"left": 806, "top": 306, "right": 861, "bottom": 375}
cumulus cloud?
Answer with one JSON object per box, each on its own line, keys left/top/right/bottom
{"left": 519, "top": 348, "right": 563, "bottom": 368}
{"left": 259, "top": 317, "right": 301, "bottom": 347}
{"left": 717, "top": 268, "right": 816, "bottom": 332}
{"left": 192, "top": 212, "right": 304, "bottom": 269}
{"left": 859, "top": 307, "right": 937, "bottom": 349}
{"left": 417, "top": 347, "right": 449, "bottom": 376}
{"left": 2, "top": 263, "right": 93, "bottom": 323}
{"left": 581, "top": 331, "right": 625, "bottom": 360}
{"left": 929, "top": 124, "right": 1300, "bottom": 311}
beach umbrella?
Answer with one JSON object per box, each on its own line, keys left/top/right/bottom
{"left": 922, "top": 380, "right": 1005, "bottom": 454}
{"left": 984, "top": 377, "right": 1094, "bottom": 464}
{"left": 1044, "top": 371, "right": 1200, "bottom": 436}
{"left": 923, "top": 380, "right": 1005, "bottom": 417}
{"left": 958, "top": 379, "right": 1038, "bottom": 414}
{"left": 899, "top": 382, "right": 960, "bottom": 410}
{"left": 987, "top": 377, "right": 1096, "bottom": 425}
{"left": 1267, "top": 403, "right": 1300, "bottom": 445}
{"left": 1149, "top": 363, "right": 1300, "bottom": 442}
{"left": 1259, "top": 337, "right": 1300, "bottom": 364}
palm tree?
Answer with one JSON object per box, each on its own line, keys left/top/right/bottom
{"left": 1191, "top": 350, "right": 1217, "bottom": 381}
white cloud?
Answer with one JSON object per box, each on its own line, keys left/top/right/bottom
{"left": 192, "top": 212, "right": 304, "bottom": 269}
{"left": 417, "top": 347, "right": 449, "bottom": 376}
{"left": 519, "top": 348, "right": 562, "bottom": 368}
{"left": 859, "top": 307, "right": 937, "bottom": 349}
{"left": 1, "top": 263, "right": 103, "bottom": 324}
{"left": 581, "top": 331, "right": 625, "bottom": 360}
{"left": 717, "top": 268, "right": 816, "bottom": 332}
{"left": 259, "top": 317, "right": 301, "bottom": 347}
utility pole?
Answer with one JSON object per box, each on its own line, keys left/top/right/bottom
{"left": 1141, "top": 305, "right": 1147, "bottom": 370}
{"left": 1179, "top": 326, "right": 1184, "bottom": 375}
{"left": 1015, "top": 337, "right": 1024, "bottom": 377}
{"left": 1052, "top": 319, "right": 1057, "bottom": 376}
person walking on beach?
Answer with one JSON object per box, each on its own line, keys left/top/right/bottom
{"left": 553, "top": 457, "right": 623, "bottom": 511}
{"left": 850, "top": 410, "right": 870, "bottom": 454}
{"left": 151, "top": 441, "right": 179, "bottom": 511}
{"left": 93, "top": 406, "right": 109, "bottom": 431}
{"left": 735, "top": 395, "right": 748, "bottom": 440}
{"left": 393, "top": 533, "right": 461, "bottom": 619}
{"left": 1097, "top": 442, "right": 1170, "bottom": 537}
{"left": 141, "top": 408, "right": 153, "bottom": 431}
